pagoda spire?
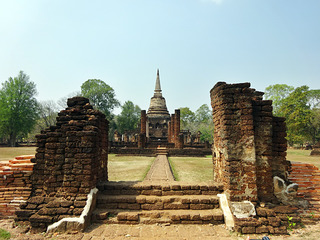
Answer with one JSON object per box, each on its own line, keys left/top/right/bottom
{"left": 154, "top": 69, "right": 162, "bottom": 97}
{"left": 154, "top": 69, "right": 161, "bottom": 93}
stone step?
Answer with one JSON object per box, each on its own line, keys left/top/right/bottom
{"left": 92, "top": 209, "right": 224, "bottom": 225}
{"left": 96, "top": 194, "right": 220, "bottom": 210}
{"left": 97, "top": 181, "right": 224, "bottom": 196}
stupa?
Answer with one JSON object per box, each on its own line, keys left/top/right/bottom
{"left": 146, "top": 69, "right": 171, "bottom": 141}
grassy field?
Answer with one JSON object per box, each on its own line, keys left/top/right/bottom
{"left": 0, "top": 147, "right": 36, "bottom": 161}
{"left": 169, "top": 156, "right": 214, "bottom": 182}
{"left": 1, "top": 147, "right": 319, "bottom": 181}
{"left": 287, "top": 148, "right": 320, "bottom": 169}
{"left": 108, "top": 154, "right": 154, "bottom": 181}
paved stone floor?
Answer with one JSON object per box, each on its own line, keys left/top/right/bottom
{"left": 143, "top": 154, "right": 175, "bottom": 182}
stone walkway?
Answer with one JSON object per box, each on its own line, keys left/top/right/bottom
{"left": 144, "top": 154, "right": 175, "bottom": 182}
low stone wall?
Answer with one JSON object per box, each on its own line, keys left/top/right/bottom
{"left": 0, "top": 155, "right": 34, "bottom": 219}
{"left": 235, "top": 206, "right": 300, "bottom": 234}
{"left": 109, "top": 148, "right": 211, "bottom": 157}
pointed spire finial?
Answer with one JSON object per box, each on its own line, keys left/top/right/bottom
{"left": 154, "top": 69, "right": 161, "bottom": 94}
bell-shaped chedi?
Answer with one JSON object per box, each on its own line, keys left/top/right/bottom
{"left": 147, "top": 69, "right": 170, "bottom": 118}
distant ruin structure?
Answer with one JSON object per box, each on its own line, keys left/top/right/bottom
{"left": 110, "top": 70, "right": 209, "bottom": 155}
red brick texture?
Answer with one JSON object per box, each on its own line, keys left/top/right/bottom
{"left": 210, "top": 82, "right": 289, "bottom": 202}
{"left": 0, "top": 155, "right": 34, "bottom": 219}
{"left": 15, "top": 97, "right": 109, "bottom": 231}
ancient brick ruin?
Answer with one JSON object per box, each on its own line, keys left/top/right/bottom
{"left": 210, "top": 82, "right": 289, "bottom": 203}
{"left": 110, "top": 70, "right": 209, "bottom": 156}
{"left": 0, "top": 80, "right": 319, "bottom": 236}
{"left": 15, "top": 97, "right": 108, "bottom": 231}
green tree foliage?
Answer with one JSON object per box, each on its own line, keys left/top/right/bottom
{"left": 265, "top": 84, "right": 320, "bottom": 146}
{"left": 80, "top": 79, "right": 120, "bottom": 120}
{"left": 265, "top": 84, "right": 294, "bottom": 115}
{"left": 180, "top": 105, "right": 214, "bottom": 143}
{"left": 195, "top": 104, "right": 212, "bottom": 123}
{"left": 180, "top": 107, "right": 195, "bottom": 129}
{"left": 116, "top": 101, "right": 141, "bottom": 134}
{"left": 0, "top": 71, "right": 38, "bottom": 146}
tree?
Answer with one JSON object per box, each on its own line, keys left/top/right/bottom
{"left": 180, "top": 105, "right": 214, "bottom": 143}
{"left": 116, "top": 101, "right": 141, "bottom": 134}
{"left": 0, "top": 71, "right": 38, "bottom": 146}
{"left": 275, "top": 85, "right": 320, "bottom": 146}
{"left": 265, "top": 84, "right": 294, "bottom": 116}
{"left": 37, "top": 100, "right": 59, "bottom": 130}
{"left": 57, "top": 91, "right": 81, "bottom": 110}
{"left": 180, "top": 107, "right": 195, "bottom": 129}
{"left": 80, "top": 79, "right": 120, "bottom": 120}
{"left": 195, "top": 104, "right": 212, "bottom": 123}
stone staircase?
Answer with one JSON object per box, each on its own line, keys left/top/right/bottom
{"left": 92, "top": 181, "right": 225, "bottom": 225}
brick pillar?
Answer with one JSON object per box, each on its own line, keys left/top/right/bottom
{"left": 140, "top": 110, "right": 146, "bottom": 134}
{"left": 138, "top": 110, "right": 146, "bottom": 148}
{"left": 174, "top": 110, "right": 181, "bottom": 148}
{"left": 170, "top": 114, "right": 175, "bottom": 144}
{"left": 168, "top": 121, "right": 171, "bottom": 143}
{"left": 138, "top": 133, "right": 146, "bottom": 148}
{"left": 211, "top": 82, "right": 258, "bottom": 202}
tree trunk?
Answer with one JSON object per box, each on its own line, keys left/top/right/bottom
{"left": 9, "top": 133, "right": 16, "bottom": 147}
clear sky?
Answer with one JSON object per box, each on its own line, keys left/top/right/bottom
{"left": 1, "top": 0, "right": 319, "bottom": 114}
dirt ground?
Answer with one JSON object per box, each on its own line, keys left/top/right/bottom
{"left": 1, "top": 219, "right": 320, "bottom": 240}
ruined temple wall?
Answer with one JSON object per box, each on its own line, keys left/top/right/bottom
{"left": 16, "top": 97, "right": 109, "bottom": 231}
{"left": 211, "top": 82, "right": 258, "bottom": 202}
{"left": 211, "top": 82, "right": 289, "bottom": 203}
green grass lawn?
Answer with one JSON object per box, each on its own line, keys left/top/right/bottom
{"left": 108, "top": 154, "right": 154, "bottom": 181}
{"left": 287, "top": 148, "right": 320, "bottom": 169}
{"left": 169, "top": 156, "right": 214, "bottom": 182}
{"left": 1, "top": 147, "right": 319, "bottom": 182}
{"left": 0, "top": 147, "right": 36, "bottom": 161}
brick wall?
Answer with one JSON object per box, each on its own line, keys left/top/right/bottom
{"left": 16, "top": 97, "right": 108, "bottom": 231}
{"left": 0, "top": 155, "right": 34, "bottom": 219}
{"left": 210, "top": 82, "right": 289, "bottom": 202}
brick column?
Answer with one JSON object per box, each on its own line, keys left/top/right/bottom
{"left": 168, "top": 121, "right": 171, "bottom": 143}
{"left": 140, "top": 110, "right": 146, "bottom": 134}
{"left": 174, "top": 109, "right": 181, "bottom": 148}
{"left": 170, "top": 114, "right": 175, "bottom": 144}
{"left": 138, "top": 110, "right": 147, "bottom": 148}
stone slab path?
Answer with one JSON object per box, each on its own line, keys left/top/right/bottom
{"left": 144, "top": 154, "right": 175, "bottom": 182}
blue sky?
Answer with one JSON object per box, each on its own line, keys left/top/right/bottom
{"left": 1, "top": 0, "right": 319, "bottom": 114}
